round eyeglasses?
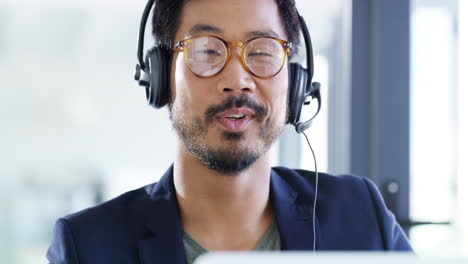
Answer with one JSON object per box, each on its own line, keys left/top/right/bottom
{"left": 173, "top": 35, "right": 292, "bottom": 79}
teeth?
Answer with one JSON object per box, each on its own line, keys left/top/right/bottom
{"left": 228, "top": 114, "right": 245, "bottom": 119}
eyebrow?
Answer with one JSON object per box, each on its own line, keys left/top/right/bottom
{"left": 187, "top": 24, "right": 224, "bottom": 36}
{"left": 186, "top": 24, "right": 281, "bottom": 39}
{"left": 246, "top": 30, "right": 280, "bottom": 39}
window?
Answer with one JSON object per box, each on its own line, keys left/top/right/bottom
{"left": 410, "top": 0, "right": 467, "bottom": 256}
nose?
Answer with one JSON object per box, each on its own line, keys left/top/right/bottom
{"left": 216, "top": 50, "right": 256, "bottom": 95}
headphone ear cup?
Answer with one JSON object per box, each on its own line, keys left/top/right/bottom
{"left": 288, "top": 63, "right": 308, "bottom": 125}
{"left": 145, "top": 45, "right": 171, "bottom": 109}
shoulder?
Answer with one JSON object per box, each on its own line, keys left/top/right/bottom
{"left": 272, "top": 166, "right": 373, "bottom": 200}
{"left": 63, "top": 182, "right": 157, "bottom": 226}
{"left": 47, "top": 182, "right": 163, "bottom": 263}
{"left": 272, "top": 166, "right": 386, "bottom": 216}
{"left": 272, "top": 166, "right": 412, "bottom": 250}
{"left": 58, "top": 181, "right": 164, "bottom": 245}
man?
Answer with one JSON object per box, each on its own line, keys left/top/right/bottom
{"left": 47, "top": 0, "right": 412, "bottom": 263}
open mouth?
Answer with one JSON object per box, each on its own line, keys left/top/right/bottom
{"left": 226, "top": 114, "right": 246, "bottom": 120}
{"left": 216, "top": 108, "right": 254, "bottom": 132}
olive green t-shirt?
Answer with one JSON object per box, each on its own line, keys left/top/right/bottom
{"left": 182, "top": 220, "right": 281, "bottom": 264}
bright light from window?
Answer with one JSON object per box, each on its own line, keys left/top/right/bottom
{"left": 457, "top": 0, "right": 468, "bottom": 239}
{"left": 410, "top": 6, "right": 455, "bottom": 224}
{"left": 410, "top": 0, "right": 468, "bottom": 257}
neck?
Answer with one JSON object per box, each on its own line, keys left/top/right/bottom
{"left": 173, "top": 139, "right": 273, "bottom": 250}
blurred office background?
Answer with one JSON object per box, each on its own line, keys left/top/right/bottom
{"left": 0, "top": 0, "right": 466, "bottom": 262}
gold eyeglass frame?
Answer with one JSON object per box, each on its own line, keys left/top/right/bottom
{"left": 173, "top": 35, "right": 292, "bottom": 79}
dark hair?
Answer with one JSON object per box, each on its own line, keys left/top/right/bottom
{"left": 151, "top": 0, "right": 301, "bottom": 55}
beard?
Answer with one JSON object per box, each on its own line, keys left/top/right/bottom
{"left": 169, "top": 95, "right": 285, "bottom": 175}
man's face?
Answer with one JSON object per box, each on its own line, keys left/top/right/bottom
{"left": 169, "top": 0, "right": 289, "bottom": 174}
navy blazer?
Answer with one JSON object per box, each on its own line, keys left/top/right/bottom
{"left": 47, "top": 166, "right": 412, "bottom": 263}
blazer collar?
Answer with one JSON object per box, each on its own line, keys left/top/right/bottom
{"left": 136, "top": 166, "right": 321, "bottom": 263}
{"left": 136, "top": 165, "right": 186, "bottom": 264}
{"left": 270, "top": 168, "right": 321, "bottom": 250}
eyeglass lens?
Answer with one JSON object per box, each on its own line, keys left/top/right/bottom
{"left": 185, "top": 36, "right": 285, "bottom": 77}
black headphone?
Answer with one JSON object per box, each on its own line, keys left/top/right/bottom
{"left": 134, "top": 0, "right": 321, "bottom": 133}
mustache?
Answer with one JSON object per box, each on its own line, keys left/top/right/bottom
{"left": 204, "top": 95, "right": 267, "bottom": 122}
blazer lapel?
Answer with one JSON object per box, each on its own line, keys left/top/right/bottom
{"left": 270, "top": 169, "right": 321, "bottom": 250}
{"left": 135, "top": 166, "right": 321, "bottom": 263}
{"left": 136, "top": 166, "right": 186, "bottom": 264}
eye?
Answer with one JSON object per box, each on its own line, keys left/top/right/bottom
{"left": 198, "top": 49, "right": 221, "bottom": 56}
{"left": 247, "top": 51, "right": 273, "bottom": 57}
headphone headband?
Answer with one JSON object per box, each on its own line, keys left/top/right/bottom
{"left": 137, "top": 0, "right": 155, "bottom": 70}
{"left": 298, "top": 14, "right": 314, "bottom": 90}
